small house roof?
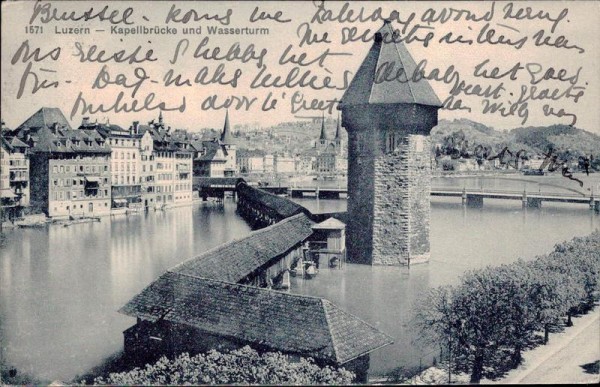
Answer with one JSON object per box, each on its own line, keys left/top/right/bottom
{"left": 312, "top": 217, "right": 346, "bottom": 230}
{"left": 119, "top": 272, "right": 393, "bottom": 364}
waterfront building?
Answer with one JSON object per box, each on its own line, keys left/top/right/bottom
{"left": 192, "top": 112, "right": 237, "bottom": 179}
{"left": 136, "top": 113, "right": 194, "bottom": 207}
{"left": 80, "top": 118, "right": 143, "bottom": 208}
{"left": 1, "top": 135, "right": 30, "bottom": 220}
{"left": 340, "top": 21, "right": 442, "bottom": 265}
{"left": 193, "top": 139, "right": 228, "bottom": 178}
{"left": 15, "top": 108, "right": 111, "bottom": 218}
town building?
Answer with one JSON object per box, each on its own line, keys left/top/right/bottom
{"left": 313, "top": 115, "right": 346, "bottom": 175}
{"left": 192, "top": 139, "right": 228, "bottom": 178}
{"left": 340, "top": 21, "right": 442, "bottom": 265}
{"left": 237, "top": 149, "right": 266, "bottom": 174}
{"left": 192, "top": 112, "right": 237, "bottom": 179}
{"left": 15, "top": 108, "right": 112, "bottom": 218}
{"left": 274, "top": 154, "right": 296, "bottom": 174}
{"left": 135, "top": 113, "right": 194, "bottom": 208}
{"left": 1, "top": 135, "right": 30, "bottom": 220}
{"left": 80, "top": 118, "right": 143, "bottom": 209}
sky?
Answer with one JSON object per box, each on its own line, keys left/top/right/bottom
{"left": 1, "top": 0, "right": 599, "bottom": 133}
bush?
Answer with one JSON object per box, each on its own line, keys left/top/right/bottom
{"left": 94, "top": 346, "right": 354, "bottom": 385}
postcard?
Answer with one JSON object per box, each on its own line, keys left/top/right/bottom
{"left": 1, "top": 1, "right": 598, "bottom": 385}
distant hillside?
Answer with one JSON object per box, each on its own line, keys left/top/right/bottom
{"left": 508, "top": 125, "right": 600, "bottom": 156}
{"left": 432, "top": 119, "right": 599, "bottom": 159}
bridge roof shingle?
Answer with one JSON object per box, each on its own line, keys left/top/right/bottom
{"left": 119, "top": 272, "right": 393, "bottom": 364}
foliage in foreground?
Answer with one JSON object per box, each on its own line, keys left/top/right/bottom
{"left": 413, "top": 231, "right": 600, "bottom": 384}
{"left": 94, "top": 346, "right": 354, "bottom": 385}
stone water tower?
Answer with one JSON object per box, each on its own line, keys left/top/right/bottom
{"left": 339, "top": 20, "right": 442, "bottom": 265}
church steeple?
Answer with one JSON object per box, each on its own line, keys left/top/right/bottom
{"left": 220, "top": 110, "right": 234, "bottom": 144}
{"left": 158, "top": 110, "right": 164, "bottom": 126}
{"left": 334, "top": 111, "right": 341, "bottom": 140}
{"left": 319, "top": 113, "right": 327, "bottom": 141}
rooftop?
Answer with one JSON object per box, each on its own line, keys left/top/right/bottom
{"left": 172, "top": 213, "right": 315, "bottom": 283}
{"left": 236, "top": 182, "right": 309, "bottom": 219}
{"left": 340, "top": 21, "right": 442, "bottom": 108}
{"left": 119, "top": 271, "right": 393, "bottom": 364}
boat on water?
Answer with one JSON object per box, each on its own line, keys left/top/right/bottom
{"left": 523, "top": 169, "right": 545, "bottom": 176}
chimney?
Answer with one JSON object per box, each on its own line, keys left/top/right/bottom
{"left": 82, "top": 117, "right": 90, "bottom": 127}
{"left": 51, "top": 122, "right": 59, "bottom": 134}
{"left": 131, "top": 121, "right": 139, "bottom": 135}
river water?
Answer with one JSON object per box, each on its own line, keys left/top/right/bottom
{"left": 0, "top": 175, "right": 598, "bottom": 381}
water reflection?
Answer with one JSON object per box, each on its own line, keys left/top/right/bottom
{"left": 0, "top": 179, "right": 598, "bottom": 380}
{"left": 0, "top": 202, "right": 251, "bottom": 381}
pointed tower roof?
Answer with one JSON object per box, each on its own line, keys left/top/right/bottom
{"left": 340, "top": 21, "right": 442, "bottom": 107}
{"left": 220, "top": 110, "right": 234, "bottom": 144}
{"left": 319, "top": 113, "right": 327, "bottom": 140}
{"left": 334, "top": 112, "right": 342, "bottom": 140}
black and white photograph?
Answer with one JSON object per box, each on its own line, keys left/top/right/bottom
{"left": 1, "top": 0, "right": 599, "bottom": 384}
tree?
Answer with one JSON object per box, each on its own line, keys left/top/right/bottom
{"left": 94, "top": 346, "right": 354, "bottom": 385}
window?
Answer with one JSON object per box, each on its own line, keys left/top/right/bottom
{"left": 53, "top": 166, "right": 58, "bottom": 173}
{"left": 386, "top": 132, "right": 396, "bottom": 153}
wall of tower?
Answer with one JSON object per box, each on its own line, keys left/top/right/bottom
{"left": 346, "top": 130, "right": 375, "bottom": 264}
{"left": 346, "top": 128, "right": 431, "bottom": 265}
{"left": 372, "top": 133, "right": 431, "bottom": 265}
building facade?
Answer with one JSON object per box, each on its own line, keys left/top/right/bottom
{"left": 1, "top": 136, "right": 30, "bottom": 220}
{"left": 16, "top": 108, "right": 112, "bottom": 218}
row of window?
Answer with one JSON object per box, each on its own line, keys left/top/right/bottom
{"left": 52, "top": 165, "right": 109, "bottom": 174}
{"left": 113, "top": 150, "right": 138, "bottom": 160}
{"left": 51, "top": 189, "right": 109, "bottom": 201}
{"left": 52, "top": 202, "right": 109, "bottom": 213}
{"left": 112, "top": 175, "right": 139, "bottom": 185}
{"left": 112, "top": 162, "right": 137, "bottom": 172}
{"left": 109, "top": 138, "right": 139, "bottom": 147}
{"left": 175, "top": 183, "right": 191, "bottom": 191}
{"left": 53, "top": 178, "right": 109, "bottom": 187}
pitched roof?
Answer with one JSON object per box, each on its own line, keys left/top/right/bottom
{"left": 8, "top": 136, "right": 29, "bottom": 148}
{"left": 16, "top": 107, "right": 72, "bottom": 131}
{"left": 119, "top": 272, "right": 393, "bottom": 364}
{"left": 195, "top": 140, "right": 226, "bottom": 162}
{"left": 340, "top": 21, "right": 442, "bottom": 107}
{"left": 236, "top": 182, "right": 308, "bottom": 219}
{"left": 172, "top": 213, "right": 314, "bottom": 283}
{"left": 312, "top": 217, "right": 345, "bottom": 230}
{"left": 220, "top": 110, "right": 234, "bottom": 144}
